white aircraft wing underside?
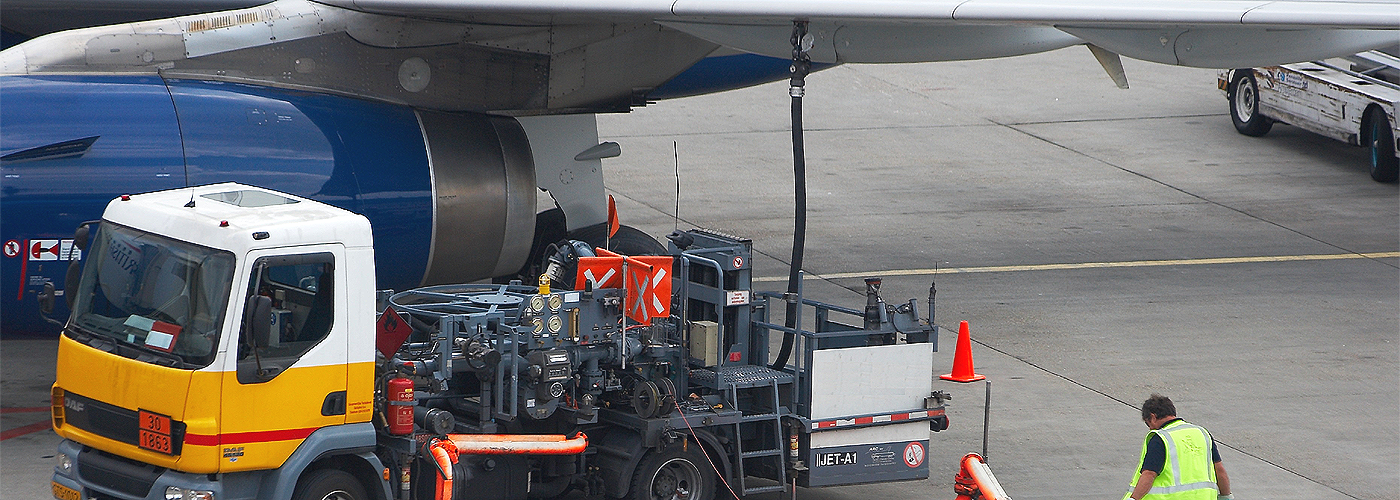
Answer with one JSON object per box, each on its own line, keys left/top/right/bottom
{"left": 656, "top": 21, "right": 1086, "bottom": 64}
{"left": 3, "top": 0, "right": 1396, "bottom": 112}
{"left": 324, "top": 0, "right": 1398, "bottom": 28}
{"left": 317, "top": 0, "right": 1399, "bottom": 67}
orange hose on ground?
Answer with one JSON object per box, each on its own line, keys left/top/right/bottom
{"left": 954, "top": 453, "right": 1012, "bottom": 500}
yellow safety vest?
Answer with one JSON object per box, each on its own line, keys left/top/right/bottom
{"left": 1124, "top": 420, "right": 1218, "bottom": 500}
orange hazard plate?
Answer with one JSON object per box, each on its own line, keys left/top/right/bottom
{"left": 51, "top": 481, "right": 80, "bottom": 500}
{"left": 138, "top": 410, "right": 174, "bottom": 454}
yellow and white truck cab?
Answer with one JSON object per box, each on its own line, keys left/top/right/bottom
{"left": 52, "top": 183, "right": 379, "bottom": 500}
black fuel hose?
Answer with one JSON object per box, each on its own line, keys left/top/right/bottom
{"left": 772, "top": 22, "right": 811, "bottom": 371}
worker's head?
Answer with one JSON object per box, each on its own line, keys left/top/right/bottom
{"left": 1141, "top": 394, "right": 1177, "bottom": 423}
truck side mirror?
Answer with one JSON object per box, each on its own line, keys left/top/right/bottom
{"left": 64, "top": 222, "right": 96, "bottom": 310}
{"left": 238, "top": 295, "right": 279, "bottom": 384}
{"left": 244, "top": 295, "right": 272, "bottom": 349}
{"left": 72, "top": 224, "right": 90, "bottom": 252}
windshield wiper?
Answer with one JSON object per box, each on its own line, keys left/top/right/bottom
{"left": 112, "top": 341, "right": 189, "bottom": 368}
{"left": 79, "top": 329, "right": 191, "bottom": 366}
{"left": 74, "top": 325, "right": 192, "bottom": 368}
{"left": 64, "top": 324, "right": 93, "bottom": 343}
{"left": 137, "top": 350, "right": 189, "bottom": 368}
{"left": 66, "top": 323, "right": 127, "bottom": 354}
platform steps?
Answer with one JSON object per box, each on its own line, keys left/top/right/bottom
{"left": 722, "top": 370, "right": 791, "bottom": 496}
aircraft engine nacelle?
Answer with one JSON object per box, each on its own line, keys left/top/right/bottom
{"left": 0, "top": 74, "right": 536, "bottom": 335}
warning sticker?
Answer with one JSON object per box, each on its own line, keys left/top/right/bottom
{"left": 3, "top": 240, "right": 19, "bottom": 258}
{"left": 903, "top": 442, "right": 925, "bottom": 468}
{"left": 60, "top": 240, "right": 81, "bottom": 261}
{"left": 376, "top": 305, "right": 413, "bottom": 357}
{"left": 30, "top": 239, "right": 60, "bottom": 261}
{"left": 138, "top": 410, "right": 174, "bottom": 454}
{"left": 26, "top": 239, "right": 81, "bottom": 261}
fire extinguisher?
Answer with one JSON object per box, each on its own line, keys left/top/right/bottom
{"left": 387, "top": 377, "right": 415, "bottom": 435}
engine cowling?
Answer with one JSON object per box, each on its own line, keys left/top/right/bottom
{"left": 0, "top": 74, "right": 536, "bottom": 334}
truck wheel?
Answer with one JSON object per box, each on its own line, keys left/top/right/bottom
{"left": 1229, "top": 70, "right": 1273, "bottom": 137}
{"left": 629, "top": 442, "right": 715, "bottom": 500}
{"left": 1364, "top": 107, "right": 1399, "bottom": 183}
{"left": 524, "top": 222, "right": 664, "bottom": 289}
{"left": 570, "top": 223, "right": 666, "bottom": 257}
{"left": 292, "top": 469, "right": 367, "bottom": 500}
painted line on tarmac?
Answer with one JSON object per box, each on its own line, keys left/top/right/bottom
{"left": 1, "top": 421, "right": 52, "bottom": 441}
{"left": 753, "top": 252, "right": 1400, "bottom": 282}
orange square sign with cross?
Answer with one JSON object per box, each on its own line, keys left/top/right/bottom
{"left": 575, "top": 249, "right": 672, "bottom": 323}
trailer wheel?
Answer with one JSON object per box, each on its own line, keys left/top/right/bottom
{"left": 1230, "top": 70, "right": 1273, "bottom": 137}
{"left": 630, "top": 442, "right": 715, "bottom": 500}
{"left": 1364, "top": 107, "right": 1399, "bottom": 183}
{"left": 292, "top": 469, "right": 367, "bottom": 500}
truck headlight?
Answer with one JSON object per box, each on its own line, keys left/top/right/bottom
{"left": 165, "top": 486, "right": 214, "bottom": 500}
{"left": 55, "top": 452, "right": 72, "bottom": 474}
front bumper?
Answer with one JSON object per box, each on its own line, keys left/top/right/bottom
{"left": 52, "top": 440, "right": 226, "bottom": 500}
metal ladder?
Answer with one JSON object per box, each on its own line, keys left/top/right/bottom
{"left": 727, "top": 376, "right": 788, "bottom": 496}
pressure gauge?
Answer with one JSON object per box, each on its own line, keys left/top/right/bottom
{"left": 530, "top": 295, "right": 546, "bottom": 313}
{"left": 547, "top": 315, "right": 563, "bottom": 334}
{"left": 532, "top": 317, "right": 544, "bottom": 335}
{"left": 548, "top": 293, "right": 563, "bottom": 312}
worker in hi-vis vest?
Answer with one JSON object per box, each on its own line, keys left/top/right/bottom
{"left": 1126, "top": 394, "right": 1233, "bottom": 500}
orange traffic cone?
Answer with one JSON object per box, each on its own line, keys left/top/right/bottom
{"left": 940, "top": 321, "right": 985, "bottom": 382}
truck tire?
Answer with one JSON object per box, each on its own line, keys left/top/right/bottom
{"left": 515, "top": 221, "right": 665, "bottom": 289}
{"left": 292, "top": 469, "right": 368, "bottom": 500}
{"left": 1230, "top": 70, "right": 1273, "bottom": 137}
{"left": 570, "top": 223, "right": 666, "bottom": 257}
{"left": 1364, "top": 107, "right": 1399, "bottom": 183}
{"left": 545, "top": 223, "right": 666, "bottom": 289}
{"left": 629, "top": 442, "right": 715, "bottom": 500}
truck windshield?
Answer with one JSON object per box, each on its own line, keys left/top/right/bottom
{"left": 67, "top": 222, "right": 235, "bottom": 368}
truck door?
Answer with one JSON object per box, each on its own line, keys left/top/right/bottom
{"left": 218, "top": 247, "right": 349, "bottom": 472}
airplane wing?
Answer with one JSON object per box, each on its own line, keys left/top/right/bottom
{"left": 3, "top": 0, "right": 1397, "bottom": 111}
{"left": 322, "top": 0, "right": 1399, "bottom": 66}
